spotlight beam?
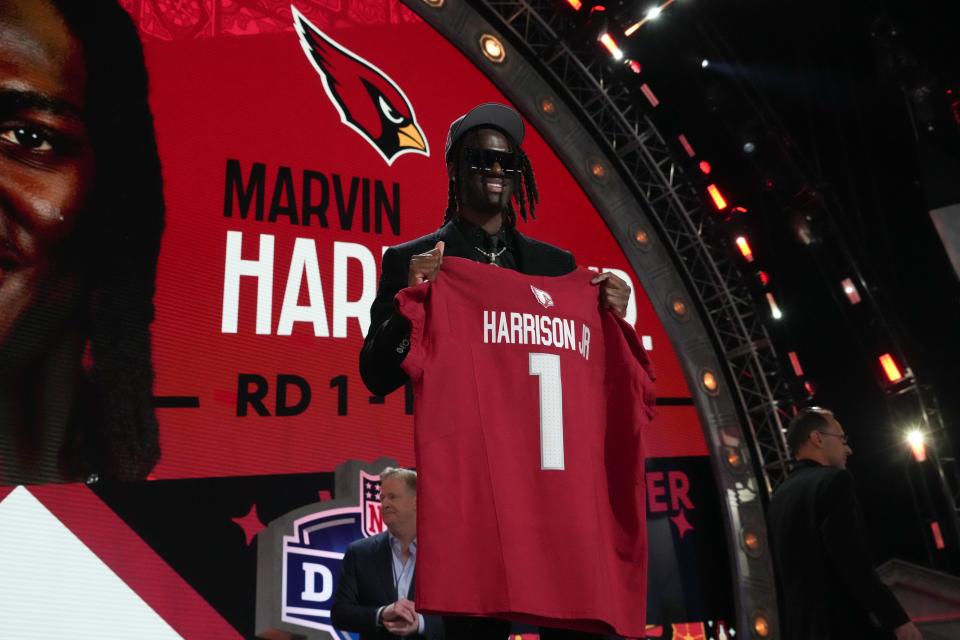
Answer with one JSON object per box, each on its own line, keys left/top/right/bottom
{"left": 625, "top": 0, "right": 677, "bottom": 36}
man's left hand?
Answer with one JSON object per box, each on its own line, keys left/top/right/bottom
{"left": 592, "top": 272, "right": 631, "bottom": 319}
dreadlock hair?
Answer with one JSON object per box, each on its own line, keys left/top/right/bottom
{"left": 443, "top": 127, "right": 539, "bottom": 228}
{"left": 52, "top": 0, "right": 165, "bottom": 481}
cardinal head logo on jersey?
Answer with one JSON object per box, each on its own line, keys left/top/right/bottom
{"left": 292, "top": 5, "right": 429, "bottom": 165}
{"left": 530, "top": 285, "right": 554, "bottom": 309}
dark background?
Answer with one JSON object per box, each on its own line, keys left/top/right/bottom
{"left": 590, "top": 0, "right": 960, "bottom": 570}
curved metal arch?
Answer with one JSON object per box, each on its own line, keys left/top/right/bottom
{"left": 403, "top": 0, "right": 803, "bottom": 635}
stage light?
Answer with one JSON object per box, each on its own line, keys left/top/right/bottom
{"left": 766, "top": 292, "right": 783, "bottom": 319}
{"left": 803, "top": 380, "right": 816, "bottom": 397}
{"left": 735, "top": 236, "right": 754, "bottom": 262}
{"left": 753, "top": 613, "right": 770, "bottom": 637}
{"left": 879, "top": 353, "right": 904, "bottom": 383}
{"left": 742, "top": 141, "right": 756, "bottom": 154}
{"left": 625, "top": 0, "right": 676, "bottom": 35}
{"left": 628, "top": 59, "right": 642, "bottom": 74}
{"left": 598, "top": 32, "right": 624, "bottom": 61}
{"left": 590, "top": 160, "right": 607, "bottom": 178}
{"left": 479, "top": 34, "right": 506, "bottom": 63}
{"left": 788, "top": 351, "right": 804, "bottom": 376}
{"left": 731, "top": 206, "right": 748, "bottom": 214}
{"left": 841, "top": 278, "right": 861, "bottom": 304}
{"left": 670, "top": 295, "right": 689, "bottom": 319}
{"left": 757, "top": 270, "right": 770, "bottom": 286}
{"left": 640, "top": 83, "right": 659, "bottom": 107}
{"left": 678, "top": 134, "right": 696, "bottom": 157}
{"left": 724, "top": 446, "right": 744, "bottom": 471}
{"left": 699, "top": 160, "right": 712, "bottom": 174}
{"left": 742, "top": 530, "right": 761, "bottom": 553}
{"left": 539, "top": 97, "right": 557, "bottom": 116}
{"left": 931, "top": 521, "right": 946, "bottom": 550}
{"left": 565, "top": 0, "right": 582, "bottom": 10}
{"left": 701, "top": 370, "right": 719, "bottom": 393}
{"left": 707, "top": 184, "right": 728, "bottom": 210}
{"left": 701, "top": 58, "right": 710, "bottom": 69}
{"left": 634, "top": 228, "right": 651, "bottom": 247}
{"left": 421, "top": 0, "right": 444, "bottom": 7}
{"left": 907, "top": 429, "right": 927, "bottom": 462}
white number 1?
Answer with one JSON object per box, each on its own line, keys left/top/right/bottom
{"left": 529, "top": 353, "right": 564, "bottom": 470}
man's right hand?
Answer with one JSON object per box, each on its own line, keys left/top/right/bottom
{"left": 407, "top": 241, "right": 445, "bottom": 287}
{"left": 381, "top": 598, "right": 416, "bottom": 624}
{"left": 894, "top": 621, "right": 922, "bottom": 640}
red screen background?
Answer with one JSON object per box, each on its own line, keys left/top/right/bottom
{"left": 138, "top": 0, "right": 704, "bottom": 479}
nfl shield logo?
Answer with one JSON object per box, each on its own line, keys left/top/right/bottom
{"left": 530, "top": 285, "right": 554, "bottom": 309}
{"left": 360, "top": 471, "right": 383, "bottom": 537}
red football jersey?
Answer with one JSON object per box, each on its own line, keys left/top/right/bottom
{"left": 396, "top": 257, "right": 655, "bottom": 636}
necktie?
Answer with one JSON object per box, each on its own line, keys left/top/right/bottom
{"left": 483, "top": 233, "right": 501, "bottom": 266}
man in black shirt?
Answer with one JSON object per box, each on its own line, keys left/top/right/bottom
{"left": 360, "top": 102, "right": 630, "bottom": 398}
{"left": 767, "top": 407, "right": 921, "bottom": 640}
{"left": 359, "top": 103, "right": 629, "bottom": 638}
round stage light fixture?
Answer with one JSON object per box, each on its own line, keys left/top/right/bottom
{"left": 591, "top": 162, "right": 606, "bottom": 178}
{"left": 753, "top": 612, "right": 771, "bottom": 637}
{"left": 742, "top": 529, "right": 762, "bottom": 555}
{"left": 646, "top": 6, "right": 662, "bottom": 20}
{"left": 723, "top": 446, "right": 745, "bottom": 472}
{"left": 701, "top": 58, "right": 710, "bottom": 69}
{"left": 668, "top": 294, "right": 689, "bottom": 320}
{"left": 479, "top": 34, "right": 506, "bottom": 63}
{"left": 742, "top": 141, "right": 756, "bottom": 154}
{"left": 421, "top": 0, "right": 444, "bottom": 7}
{"left": 540, "top": 97, "right": 557, "bottom": 116}
{"left": 633, "top": 227, "right": 651, "bottom": 249}
{"left": 701, "top": 369, "right": 719, "bottom": 394}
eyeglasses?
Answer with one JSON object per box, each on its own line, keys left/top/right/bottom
{"left": 464, "top": 147, "right": 520, "bottom": 174}
{"left": 817, "top": 431, "right": 849, "bottom": 445}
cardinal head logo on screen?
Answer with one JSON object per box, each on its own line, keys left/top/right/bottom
{"left": 292, "top": 5, "right": 429, "bottom": 166}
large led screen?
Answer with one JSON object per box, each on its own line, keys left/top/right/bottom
{"left": 0, "top": 1, "right": 734, "bottom": 637}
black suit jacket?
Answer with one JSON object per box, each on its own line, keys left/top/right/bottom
{"left": 359, "top": 220, "right": 576, "bottom": 396}
{"left": 331, "top": 532, "right": 444, "bottom": 640}
{"left": 766, "top": 460, "right": 909, "bottom": 640}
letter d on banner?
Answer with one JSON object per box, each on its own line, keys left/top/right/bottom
{"left": 301, "top": 563, "right": 334, "bottom": 603}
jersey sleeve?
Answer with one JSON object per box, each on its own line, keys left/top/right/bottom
{"left": 394, "top": 283, "right": 430, "bottom": 382}
{"left": 607, "top": 312, "right": 657, "bottom": 421}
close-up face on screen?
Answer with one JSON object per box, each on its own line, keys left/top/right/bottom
{"left": 0, "top": 1, "right": 735, "bottom": 637}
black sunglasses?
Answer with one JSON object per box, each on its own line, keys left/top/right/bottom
{"left": 464, "top": 147, "right": 520, "bottom": 174}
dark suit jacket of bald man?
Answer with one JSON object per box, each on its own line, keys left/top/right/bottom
{"left": 359, "top": 219, "right": 576, "bottom": 397}
{"left": 766, "top": 460, "right": 910, "bottom": 640}
{"left": 331, "top": 532, "right": 444, "bottom": 640}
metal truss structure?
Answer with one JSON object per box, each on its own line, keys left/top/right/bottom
{"left": 480, "top": 0, "right": 796, "bottom": 492}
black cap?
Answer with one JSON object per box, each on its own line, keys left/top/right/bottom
{"left": 444, "top": 103, "right": 525, "bottom": 161}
